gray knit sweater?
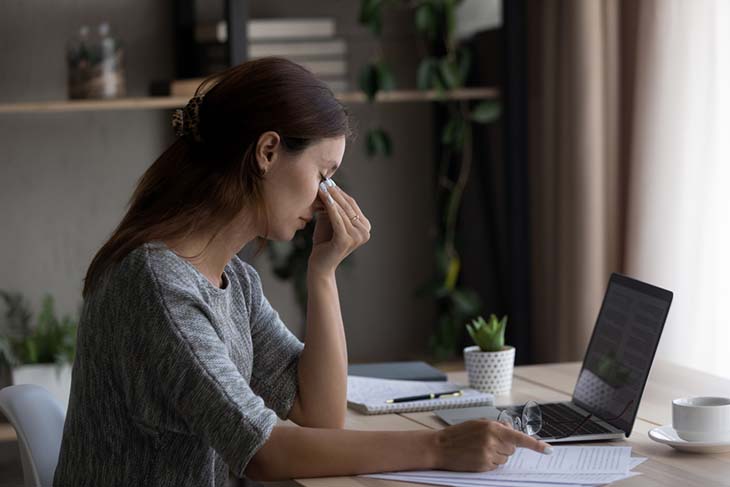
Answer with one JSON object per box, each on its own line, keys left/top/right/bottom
{"left": 53, "top": 241, "right": 304, "bottom": 486}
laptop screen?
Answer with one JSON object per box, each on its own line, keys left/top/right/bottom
{"left": 572, "top": 273, "right": 673, "bottom": 436}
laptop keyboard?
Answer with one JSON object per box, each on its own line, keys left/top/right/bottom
{"left": 507, "top": 402, "right": 613, "bottom": 438}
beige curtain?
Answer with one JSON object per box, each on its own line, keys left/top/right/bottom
{"left": 624, "top": 0, "right": 730, "bottom": 378}
{"left": 526, "top": 1, "right": 639, "bottom": 362}
{"left": 525, "top": 1, "right": 729, "bottom": 376}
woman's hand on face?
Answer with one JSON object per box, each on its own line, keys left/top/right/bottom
{"left": 308, "top": 179, "right": 371, "bottom": 276}
{"left": 434, "top": 420, "right": 552, "bottom": 472}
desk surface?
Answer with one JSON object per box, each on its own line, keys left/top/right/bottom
{"left": 294, "top": 360, "right": 730, "bottom": 487}
{"left": 1, "top": 360, "right": 727, "bottom": 485}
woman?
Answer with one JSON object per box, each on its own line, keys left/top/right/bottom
{"left": 53, "top": 57, "right": 550, "bottom": 486}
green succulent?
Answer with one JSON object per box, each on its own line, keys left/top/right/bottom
{"left": 467, "top": 314, "right": 507, "bottom": 352}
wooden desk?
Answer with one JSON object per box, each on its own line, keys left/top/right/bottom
{"left": 294, "top": 361, "right": 730, "bottom": 487}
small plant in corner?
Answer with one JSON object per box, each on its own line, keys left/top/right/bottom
{"left": 467, "top": 314, "right": 507, "bottom": 352}
{"left": 0, "top": 291, "right": 78, "bottom": 368}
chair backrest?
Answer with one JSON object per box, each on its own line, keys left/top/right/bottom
{"left": 0, "top": 384, "right": 66, "bottom": 487}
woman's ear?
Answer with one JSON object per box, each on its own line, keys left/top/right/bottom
{"left": 256, "top": 131, "right": 281, "bottom": 174}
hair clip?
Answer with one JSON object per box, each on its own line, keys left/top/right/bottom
{"left": 171, "top": 94, "right": 204, "bottom": 143}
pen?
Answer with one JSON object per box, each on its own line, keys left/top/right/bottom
{"left": 385, "top": 390, "right": 463, "bottom": 404}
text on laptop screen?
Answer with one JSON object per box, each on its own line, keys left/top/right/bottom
{"left": 573, "top": 274, "right": 672, "bottom": 435}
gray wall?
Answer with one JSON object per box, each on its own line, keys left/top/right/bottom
{"left": 0, "top": 1, "right": 437, "bottom": 363}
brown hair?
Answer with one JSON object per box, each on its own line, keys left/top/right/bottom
{"left": 82, "top": 57, "right": 352, "bottom": 299}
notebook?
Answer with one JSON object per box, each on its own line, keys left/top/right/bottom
{"left": 347, "top": 376, "right": 494, "bottom": 415}
{"left": 347, "top": 361, "right": 447, "bottom": 381}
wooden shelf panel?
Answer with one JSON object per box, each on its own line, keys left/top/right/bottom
{"left": 0, "top": 88, "right": 499, "bottom": 114}
{"left": 0, "top": 96, "right": 190, "bottom": 114}
{"left": 337, "top": 87, "right": 499, "bottom": 103}
{"left": 0, "top": 422, "right": 16, "bottom": 441}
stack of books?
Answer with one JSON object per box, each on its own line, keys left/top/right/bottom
{"left": 169, "top": 17, "right": 348, "bottom": 97}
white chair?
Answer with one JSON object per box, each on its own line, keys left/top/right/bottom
{"left": 0, "top": 384, "right": 66, "bottom": 487}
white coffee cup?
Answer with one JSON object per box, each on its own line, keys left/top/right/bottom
{"left": 672, "top": 396, "right": 730, "bottom": 442}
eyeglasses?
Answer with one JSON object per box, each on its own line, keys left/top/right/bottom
{"left": 497, "top": 399, "right": 635, "bottom": 439}
{"left": 497, "top": 400, "right": 543, "bottom": 436}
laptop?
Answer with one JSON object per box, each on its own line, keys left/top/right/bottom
{"left": 437, "top": 273, "right": 673, "bottom": 443}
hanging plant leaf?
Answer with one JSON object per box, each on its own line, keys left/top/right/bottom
{"left": 415, "top": 2, "right": 438, "bottom": 41}
{"left": 377, "top": 62, "right": 396, "bottom": 92}
{"left": 417, "top": 57, "right": 438, "bottom": 90}
{"left": 444, "top": 254, "right": 460, "bottom": 291}
{"left": 441, "top": 118, "right": 456, "bottom": 145}
{"left": 450, "top": 287, "right": 482, "bottom": 318}
{"left": 353, "top": 0, "right": 496, "bottom": 360}
{"left": 434, "top": 243, "right": 450, "bottom": 275}
{"left": 431, "top": 60, "right": 448, "bottom": 94}
{"left": 457, "top": 46, "right": 472, "bottom": 84}
{"left": 359, "top": 61, "right": 395, "bottom": 102}
{"left": 418, "top": 56, "right": 449, "bottom": 94}
{"left": 359, "top": 63, "right": 379, "bottom": 102}
{"left": 438, "top": 58, "right": 461, "bottom": 90}
{"left": 441, "top": 115, "right": 465, "bottom": 150}
{"left": 365, "top": 128, "right": 392, "bottom": 157}
{"left": 359, "top": 0, "right": 385, "bottom": 35}
{"left": 471, "top": 100, "right": 501, "bottom": 124}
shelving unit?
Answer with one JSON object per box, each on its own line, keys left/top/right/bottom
{"left": 0, "top": 87, "right": 499, "bottom": 115}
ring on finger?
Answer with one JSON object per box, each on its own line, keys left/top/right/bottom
{"left": 350, "top": 214, "right": 360, "bottom": 224}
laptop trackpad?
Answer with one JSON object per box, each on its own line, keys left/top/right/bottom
{"left": 436, "top": 406, "right": 503, "bottom": 425}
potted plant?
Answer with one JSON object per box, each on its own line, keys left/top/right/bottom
{"left": 0, "top": 291, "right": 78, "bottom": 410}
{"left": 464, "top": 314, "right": 515, "bottom": 394}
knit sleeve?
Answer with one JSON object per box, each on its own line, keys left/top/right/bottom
{"left": 241, "top": 261, "right": 305, "bottom": 420}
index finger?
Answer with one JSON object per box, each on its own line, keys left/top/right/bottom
{"left": 499, "top": 426, "right": 553, "bottom": 455}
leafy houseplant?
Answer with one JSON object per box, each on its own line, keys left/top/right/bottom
{"left": 271, "top": 2, "right": 500, "bottom": 349}
{"left": 0, "top": 290, "right": 79, "bottom": 409}
{"left": 0, "top": 291, "right": 77, "bottom": 367}
{"left": 464, "top": 314, "right": 515, "bottom": 394}
{"left": 358, "top": 0, "right": 501, "bottom": 360}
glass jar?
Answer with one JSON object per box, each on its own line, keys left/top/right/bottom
{"left": 67, "top": 22, "right": 126, "bottom": 99}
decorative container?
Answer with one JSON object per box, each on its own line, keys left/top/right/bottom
{"left": 11, "top": 363, "right": 72, "bottom": 411}
{"left": 464, "top": 345, "right": 515, "bottom": 395}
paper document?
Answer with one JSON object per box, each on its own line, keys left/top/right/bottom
{"left": 499, "top": 445, "right": 631, "bottom": 473}
{"left": 366, "top": 474, "right": 642, "bottom": 487}
{"left": 398, "top": 446, "right": 632, "bottom": 475}
{"left": 362, "top": 446, "right": 645, "bottom": 487}
{"left": 367, "top": 470, "right": 642, "bottom": 486}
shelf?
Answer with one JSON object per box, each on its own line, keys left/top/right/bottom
{"left": 0, "top": 88, "right": 498, "bottom": 114}
{"left": 0, "top": 96, "right": 191, "bottom": 114}
{"left": 0, "top": 422, "right": 16, "bottom": 441}
{"left": 338, "top": 87, "right": 498, "bottom": 103}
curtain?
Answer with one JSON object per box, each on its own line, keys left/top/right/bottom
{"left": 625, "top": 0, "right": 730, "bottom": 379}
{"left": 526, "top": 0, "right": 730, "bottom": 379}
{"left": 526, "top": 0, "right": 628, "bottom": 362}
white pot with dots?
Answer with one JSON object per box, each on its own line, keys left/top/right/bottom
{"left": 464, "top": 345, "right": 515, "bottom": 395}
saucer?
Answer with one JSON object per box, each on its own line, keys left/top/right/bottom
{"left": 648, "top": 425, "right": 730, "bottom": 453}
